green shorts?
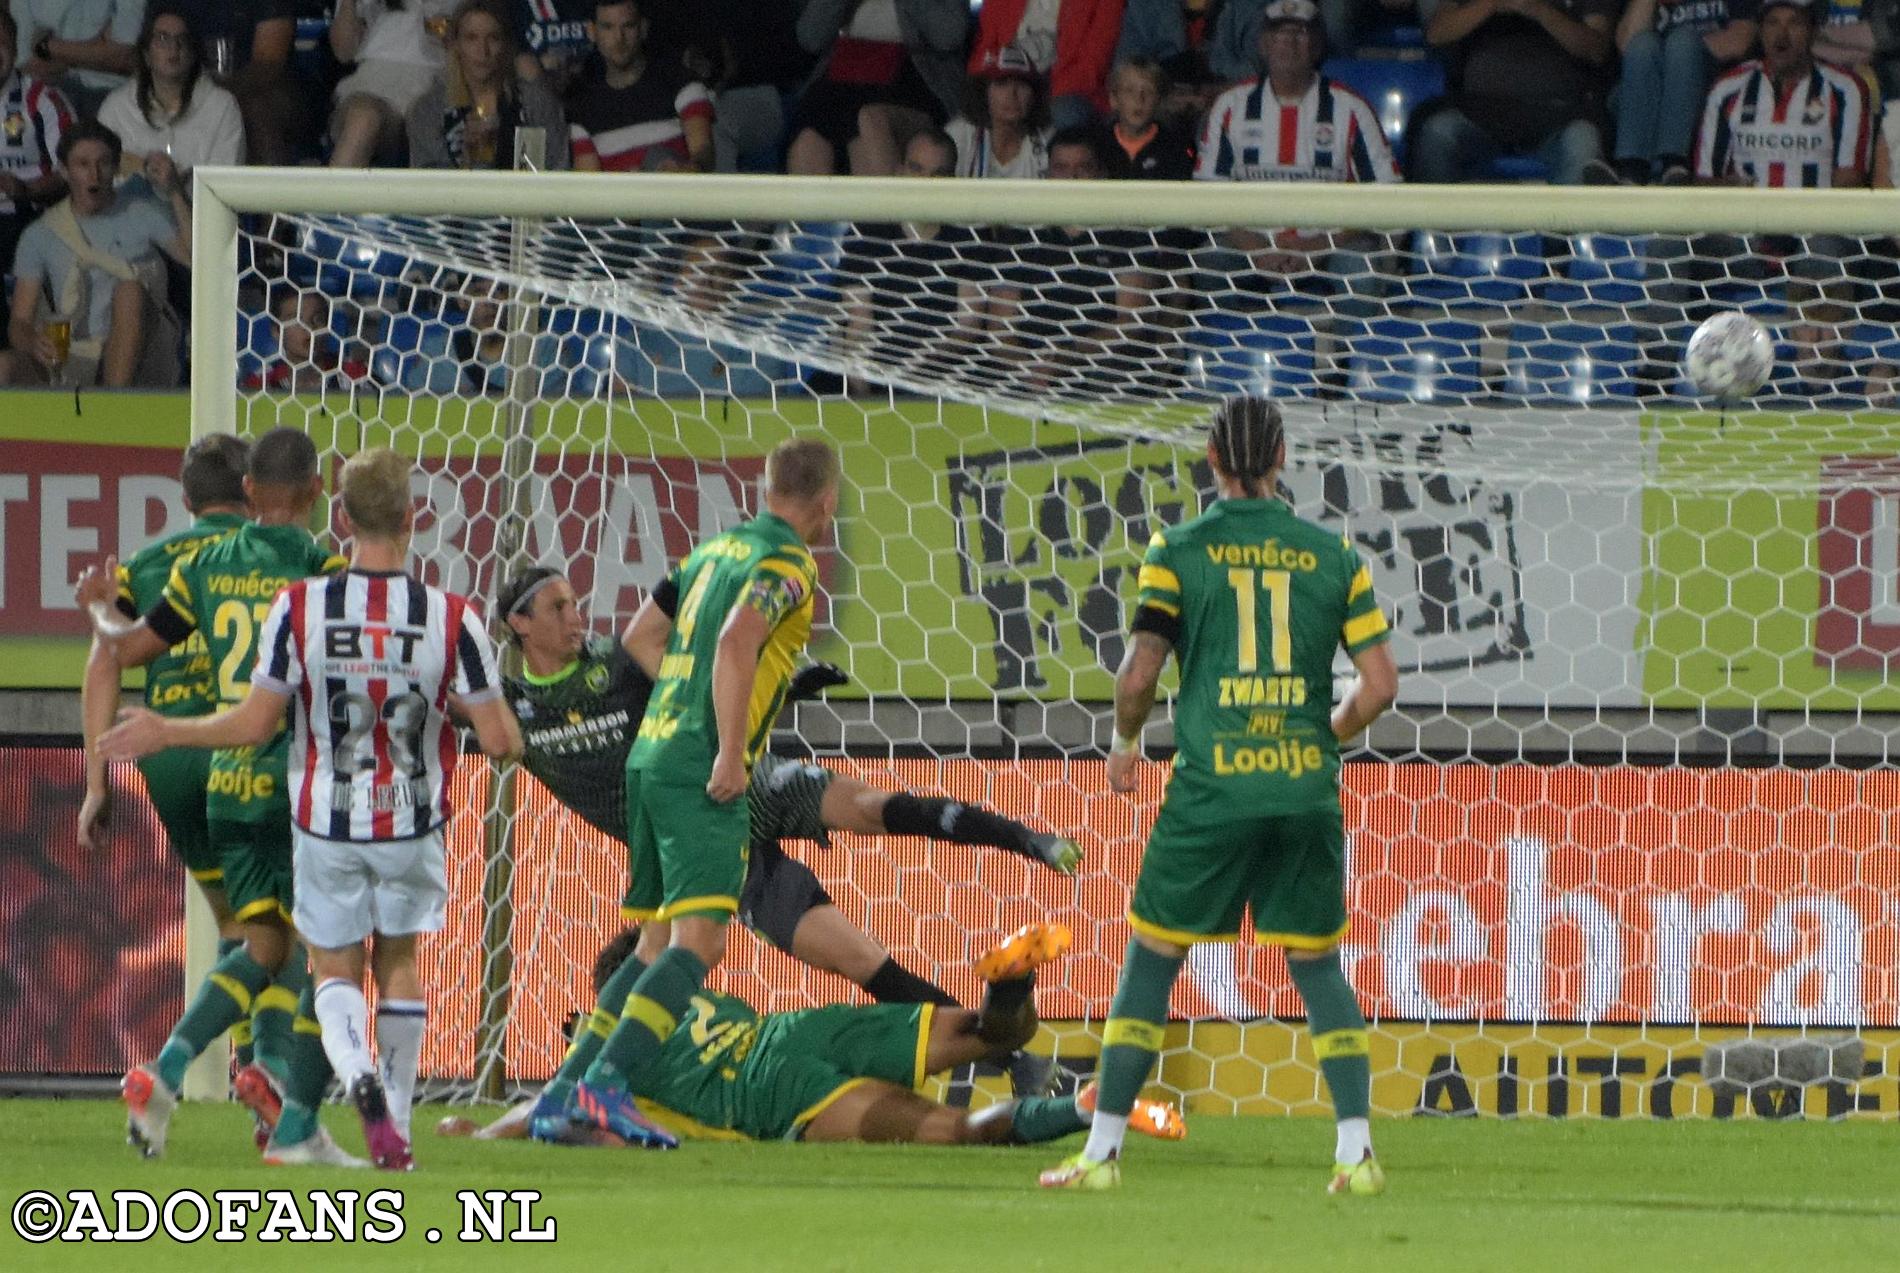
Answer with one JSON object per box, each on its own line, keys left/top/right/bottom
{"left": 212, "top": 817, "right": 295, "bottom": 925}
{"left": 137, "top": 746, "right": 216, "bottom": 884}
{"left": 622, "top": 766, "right": 749, "bottom": 923}
{"left": 1129, "top": 801, "right": 1349, "bottom": 949}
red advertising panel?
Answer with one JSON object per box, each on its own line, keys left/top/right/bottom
{"left": 5, "top": 751, "right": 1894, "bottom": 1079}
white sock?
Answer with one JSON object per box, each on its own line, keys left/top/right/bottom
{"left": 1082, "top": 1111, "right": 1129, "bottom": 1163}
{"left": 313, "top": 978, "right": 375, "bottom": 1088}
{"left": 1336, "top": 1116, "right": 1372, "bottom": 1164}
{"left": 375, "top": 1000, "right": 428, "bottom": 1141}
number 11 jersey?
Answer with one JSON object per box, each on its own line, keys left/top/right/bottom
{"left": 253, "top": 570, "right": 503, "bottom": 841}
{"left": 1134, "top": 497, "right": 1390, "bottom": 815}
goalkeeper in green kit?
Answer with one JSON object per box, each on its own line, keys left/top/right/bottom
{"left": 1040, "top": 397, "right": 1400, "bottom": 1195}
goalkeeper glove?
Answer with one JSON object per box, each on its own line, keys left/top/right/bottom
{"left": 789, "top": 662, "right": 849, "bottom": 703}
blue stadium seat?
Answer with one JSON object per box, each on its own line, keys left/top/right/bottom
{"left": 1187, "top": 310, "right": 1321, "bottom": 398}
{"left": 1487, "top": 154, "right": 1552, "bottom": 182}
{"left": 1502, "top": 321, "right": 1640, "bottom": 403}
{"left": 1840, "top": 323, "right": 1900, "bottom": 399}
{"left": 1344, "top": 316, "right": 1485, "bottom": 402}
{"left": 1320, "top": 57, "right": 1445, "bottom": 161}
{"left": 617, "top": 323, "right": 792, "bottom": 398}
{"left": 1542, "top": 234, "right": 1654, "bottom": 305}
{"left": 1406, "top": 231, "right": 1547, "bottom": 303}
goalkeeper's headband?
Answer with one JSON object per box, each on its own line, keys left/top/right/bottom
{"left": 505, "top": 571, "right": 564, "bottom": 618}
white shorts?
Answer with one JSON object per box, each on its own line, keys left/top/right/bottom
{"left": 292, "top": 826, "right": 448, "bottom": 949}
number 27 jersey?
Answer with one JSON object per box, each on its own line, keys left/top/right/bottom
{"left": 253, "top": 570, "right": 503, "bottom": 842}
{"left": 1136, "top": 496, "right": 1390, "bottom": 813}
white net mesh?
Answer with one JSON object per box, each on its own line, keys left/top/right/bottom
{"left": 227, "top": 190, "right": 1900, "bottom": 1119}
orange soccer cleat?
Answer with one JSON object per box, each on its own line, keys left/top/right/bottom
{"left": 975, "top": 922, "right": 1073, "bottom": 983}
{"left": 1077, "top": 1080, "right": 1187, "bottom": 1141}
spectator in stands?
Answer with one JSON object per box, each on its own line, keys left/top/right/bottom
{"left": 1097, "top": 56, "right": 1197, "bottom": 176}
{"left": 512, "top": 0, "right": 592, "bottom": 95}
{"left": 14, "top": 0, "right": 143, "bottom": 118}
{"left": 565, "top": 0, "right": 708, "bottom": 171}
{"left": 1413, "top": 0, "right": 1617, "bottom": 184}
{"left": 1196, "top": 0, "right": 1397, "bottom": 293}
{"left": 409, "top": 0, "right": 568, "bottom": 168}
{"left": 1115, "top": 0, "right": 1270, "bottom": 126}
{"left": 836, "top": 127, "right": 984, "bottom": 374}
{"left": 642, "top": 1, "right": 815, "bottom": 171}
{"left": 0, "top": 9, "right": 73, "bottom": 285}
{"left": 159, "top": 1, "right": 306, "bottom": 165}
{"left": 1694, "top": 0, "right": 1869, "bottom": 187}
{"left": 947, "top": 44, "right": 1055, "bottom": 177}
{"left": 972, "top": 126, "right": 1177, "bottom": 388}
{"left": 1586, "top": 0, "right": 1757, "bottom": 184}
{"left": 784, "top": 0, "right": 966, "bottom": 177}
{"left": 1694, "top": 0, "right": 1869, "bottom": 392}
{"left": 328, "top": 0, "right": 459, "bottom": 168}
{"left": 968, "top": 0, "right": 1127, "bottom": 129}
{"left": 241, "top": 287, "right": 371, "bottom": 392}
{"left": 1811, "top": 0, "right": 1898, "bottom": 101}
{"left": 98, "top": 10, "right": 245, "bottom": 192}
{"left": 1, "top": 120, "right": 187, "bottom": 388}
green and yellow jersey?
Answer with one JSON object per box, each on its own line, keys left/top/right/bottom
{"left": 1135, "top": 496, "right": 1389, "bottom": 814}
{"left": 145, "top": 523, "right": 346, "bottom": 824}
{"left": 631, "top": 992, "right": 930, "bottom": 1143}
{"left": 113, "top": 511, "right": 245, "bottom": 717}
{"left": 630, "top": 511, "right": 819, "bottom": 776}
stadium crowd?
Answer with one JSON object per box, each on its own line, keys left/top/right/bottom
{"left": 0, "top": 0, "right": 1897, "bottom": 394}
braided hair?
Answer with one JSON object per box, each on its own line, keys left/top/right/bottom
{"left": 1209, "top": 396, "right": 1285, "bottom": 498}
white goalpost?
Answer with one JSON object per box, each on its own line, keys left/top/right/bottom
{"left": 186, "top": 165, "right": 1900, "bottom": 1119}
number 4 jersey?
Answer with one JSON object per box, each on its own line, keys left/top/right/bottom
{"left": 253, "top": 570, "right": 503, "bottom": 841}
{"left": 1135, "top": 496, "right": 1390, "bottom": 814}
{"left": 146, "top": 522, "right": 347, "bottom": 825}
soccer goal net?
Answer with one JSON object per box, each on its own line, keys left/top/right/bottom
{"left": 193, "top": 165, "right": 1900, "bottom": 1121}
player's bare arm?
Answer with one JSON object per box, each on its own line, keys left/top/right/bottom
{"left": 73, "top": 558, "right": 171, "bottom": 669}
{"left": 1330, "top": 641, "right": 1399, "bottom": 744}
{"left": 708, "top": 603, "right": 770, "bottom": 802}
{"left": 1107, "top": 631, "right": 1172, "bottom": 794}
{"left": 99, "top": 685, "right": 291, "bottom": 762}
{"left": 77, "top": 636, "right": 122, "bottom": 849}
{"left": 464, "top": 693, "right": 525, "bottom": 762}
{"left": 620, "top": 595, "right": 672, "bottom": 679}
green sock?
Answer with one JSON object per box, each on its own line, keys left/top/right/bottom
{"left": 273, "top": 983, "right": 333, "bottom": 1147}
{"left": 583, "top": 947, "right": 708, "bottom": 1095}
{"left": 541, "top": 950, "right": 649, "bottom": 1109}
{"left": 155, "top": 944, "right": 273, "bottom": 1091}
{"left": 1287, "top": 953, "right": 1371, "bottom": 1122}
{"left": 1008, "top": 1095, "right": 1090, "bottom": 1144}
{"left": 218, "top": 939, "right": 253, "bottom": 1068}
{"left": 250, "top": 944, "right": 307, "bottom": 1086}
{"left": 1095, "top": 939, "right": 1184, "bottom": 1119}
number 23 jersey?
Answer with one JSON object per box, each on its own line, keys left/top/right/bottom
{"left": 146, "top": 522, "right": 347, "bottom": 825}
{"left": 252, "top": 570, "right": 503, "bottom": 841}
{"left": 1134, "top": 497, "right": 1390, "bottom": 814}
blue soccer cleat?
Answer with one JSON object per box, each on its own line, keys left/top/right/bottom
{"left": 570, "top": 1081, "right": 680, "bottom": 1150}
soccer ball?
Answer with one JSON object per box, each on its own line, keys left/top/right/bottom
{"left": 1683, "top": 311, "right": 1774, "bottom": 402}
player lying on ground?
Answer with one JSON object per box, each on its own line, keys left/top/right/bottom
{"left": 491, "top": 566, "right": 1082, "bottom": 1104}
{"left": 77, "top": 429, "right": 356, "bottom": 1164}
{"left": 438, "top": 922, "right": 1184, "bottom": 1147}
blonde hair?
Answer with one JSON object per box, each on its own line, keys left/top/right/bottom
{"left": 339, "top": 448, "right": 413, "bottom": 538}
{"left": 765, "top": 438, "right": 842, "bottom": 504}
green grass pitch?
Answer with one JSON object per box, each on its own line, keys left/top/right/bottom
{"left": 1, "top": 1100, "right": 1892, "bottom": 1271}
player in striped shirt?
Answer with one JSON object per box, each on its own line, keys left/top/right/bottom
{"left": 105, "top": 448, "right": 522, "bottom": 1171}
{"left": 1693, "top": 0, "right": 1870, "bottom": 187}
